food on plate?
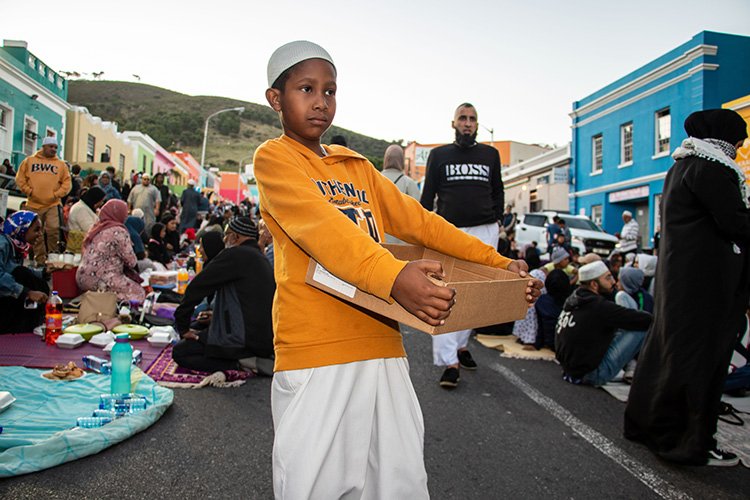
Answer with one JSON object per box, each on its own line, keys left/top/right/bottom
{"left": 42, "top": 361, "right": 85, "bottom": 380}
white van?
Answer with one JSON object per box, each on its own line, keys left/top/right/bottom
{"left": 515, "top": 211, "right": 618, "bottom": 256}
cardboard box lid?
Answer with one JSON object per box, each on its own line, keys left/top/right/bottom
{"left": 305, "top": 244, "right": 530, "bottom": 334}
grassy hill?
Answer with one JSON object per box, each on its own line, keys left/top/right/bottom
{"left": 67, "top": 80, "right": 394, "bottom": 170}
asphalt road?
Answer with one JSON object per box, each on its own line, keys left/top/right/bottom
{"left": 2, "top": 327, "right": 748, "bottom": 499}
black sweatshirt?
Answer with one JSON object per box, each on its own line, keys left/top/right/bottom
{"left": 419, "top": 143, "right": 504, "bottom": 227}
{"left": 174, "top": 240, "right": 275, "bottom": 359}
{"left": 555, "top": 288, "right": 652, "bottom": 378}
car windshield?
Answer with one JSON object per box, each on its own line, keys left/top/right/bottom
{"left": 564, "top": 218, "right": 602, "bottom": 231}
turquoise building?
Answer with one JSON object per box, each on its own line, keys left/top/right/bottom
{"left": 0, "top": 40, "right": 69, "bottom": 169}
{"left": 569, "top": 31, "right": 750, "bottom": 248}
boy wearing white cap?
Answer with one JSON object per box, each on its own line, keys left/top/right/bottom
{"left": 15, "top": 136, "right": 71, "bottom": 264}
{"left": 254, "top": 40, "right": 542, "bottom": 499}
{"left": 555, "top": 260, "right": 652, "bottom": 386}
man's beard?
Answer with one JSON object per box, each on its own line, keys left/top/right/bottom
{"left": 454, "top": 129, "right": 478, "bottom": 149}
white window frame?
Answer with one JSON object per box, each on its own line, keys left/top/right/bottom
{"left": 119, "top": 154, "right": 126, "bottom": 172}
{"left": 23, "top": 115, "right": 39, "bottom": 155}
{"left": 0, "top": 103, "right": 14, "bottom": 160}
{"left": 591, "top": 204, "right": 603, "bottom": 226}
{"left": 591, "top": 134, "right": 603, "bottom": 175}
{"left": 86, "top": 134, "right": 96, "bottom": 162}
{"left": 103, "top": 145, "right": 112, "bottom": 162}
{"left": 654, "top": 108, "right": 671, "bottom": 157}
{"left": 619, "top": 122, "right": 633, "bottom": 167}
{"left": 45, "top": 126, "right": 57, "bottom": 139}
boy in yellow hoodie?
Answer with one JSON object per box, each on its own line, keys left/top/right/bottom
{"left": 255, "top": 41, "right": 542, "bottom": 499}
{"left": 15, "top": 137, "right": 71, "bottom": 264}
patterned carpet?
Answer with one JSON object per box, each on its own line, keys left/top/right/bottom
{"left": 144, "top": 344, "right": 254, "bottom": 389}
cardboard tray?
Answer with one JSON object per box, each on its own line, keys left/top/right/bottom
{"left": 305, "top": 243, "right": 530, "bottom": 335}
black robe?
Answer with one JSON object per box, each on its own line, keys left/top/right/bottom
{"left": 623, "top": 155, "right": 750, "bottom": 464}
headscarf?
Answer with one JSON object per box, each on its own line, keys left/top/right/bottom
{"left": 674, "top": 109, "right": 750, "bottom": 208}
{"left": 618, "top": 267, "right": 644, "bottom": 295}
{"left": 199, "top": 231, "right": 225, "bottom": 265}
{"left": 124, "top": 216, "right": 146, "bottom": 256}
{"left": 150, "top": 222, "right": 166, "bottom": 242}
{"left": 383, "top": 145, "right": 405, "bottom": 171}
{"left": 2, "top": 210, "right": 38, "bottom": 258}
{"left": 545, "top": 269, "right": 571, "bottom": 305}
{"left": 80, "top": 186, "right": 106, "bottom": 210}
{"left": 83, "top": 199, "right": 128, "bottom": 249}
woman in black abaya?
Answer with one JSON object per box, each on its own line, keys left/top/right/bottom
{"left": 624, "top": 109, "right": 750, "bottom": 466}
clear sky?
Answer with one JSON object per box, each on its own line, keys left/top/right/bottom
{"left": 3, "top": 0, "right": 749, "bottom": 147}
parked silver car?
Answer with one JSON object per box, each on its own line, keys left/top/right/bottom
{"left": 515, "top": 211, "right": 618, "bottom": 256}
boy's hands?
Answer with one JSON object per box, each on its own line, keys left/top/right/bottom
{"left": 391, "top": 260, "right": 456, "bottom": 326}
{"left": 507, "top": 259, "right": 544, "bottom": 305}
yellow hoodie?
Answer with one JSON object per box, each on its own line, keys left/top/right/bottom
{"left": 254, "top": 135, "right": 512, "bottom": 371}
{"left": 15, "top": 149, "right": 72, "bottom": 211}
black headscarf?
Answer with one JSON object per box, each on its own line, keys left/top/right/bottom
{"left": 80, "top": 186, "right": 106, "bottom": 210}
{"left": 684, "top": 109, "right": 748, "bottom": 145}
{"left": 199, "top": 231, "right": 225, "bottom": 264}
{"left": 151, "top": 222, "right": 165, "bottom": 242}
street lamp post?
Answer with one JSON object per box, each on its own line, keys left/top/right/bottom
{"left": 237, "top": 154, "right": 253, "bottom": 204}
{"left": 480, "top": 123, "right": 495, "bottom": 149}
{"left": 200, "top": 106, "right": 245, "bottom": 169}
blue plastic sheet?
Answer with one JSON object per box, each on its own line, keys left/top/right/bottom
{"left": 0, "top": 366, "right": 173, "bottom": 477}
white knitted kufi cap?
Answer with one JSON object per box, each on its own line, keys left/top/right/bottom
{"left": 578, "top": 261, "right": 609, "bottom": 282}
{"left": 42, "top": 136, "right": 58, "bottom": 146}
{"left": 267, "top": 40, "right": 335, "bottom": 88}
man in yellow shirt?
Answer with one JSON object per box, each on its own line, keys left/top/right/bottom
{"left": 255, "top": 40, "right": 542, "bottom": 499}
{"left": 15, "top": 137, "right": 71, "bottom": 264}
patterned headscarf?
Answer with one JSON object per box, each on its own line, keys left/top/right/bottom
{"left": 2, "top": 210, "right": 38, "bottom": 258}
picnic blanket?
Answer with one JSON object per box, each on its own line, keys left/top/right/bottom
{"left": 144, "top": 344, "right": 254, "bottom": 389}
{"left": 0, "top": 333, "right": 166, "bottom": 371}
{"left": 476, "top": 334, "right": 556, "bottom": 361}
{"left": 600, "top": 382, "right": 750, "bottom": 468}
{"left": 0, "top": 366, "right": 173, "bottom": 477}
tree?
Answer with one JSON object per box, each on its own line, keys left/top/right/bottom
{"left": 217, "top": 112, "right": 240, "bottom": 136}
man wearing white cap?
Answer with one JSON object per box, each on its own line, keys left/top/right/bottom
{"left": 616, "top": 210, "right": 640, "bottom": 255}
{"left": 555, "top": 260, "right": 652, "bottom": 386}
{"left": 127, "top": 172, "right": 161, "bottom": 231}
{"left": 15, "top": 136, "right": 71, "bottom": 264}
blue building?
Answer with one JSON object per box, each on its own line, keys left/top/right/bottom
{"left": 569, "top": 31, "right": 750, "bottom": 248}
{"left": 0, "top": 40, "right": 69, "bottom": 170}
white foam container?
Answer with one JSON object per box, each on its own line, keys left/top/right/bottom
{"left": 56, "top": 333, "right": 85, "bottom": 349}
{"left": 0, "top": 391, "right": 16, "bottom": 413}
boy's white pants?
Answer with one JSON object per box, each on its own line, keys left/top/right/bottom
{"left": 432, "top": 222, "right": 500, "bottom": 367}
{"left": 272, "top": 357, "right": 429, "bottom": 500}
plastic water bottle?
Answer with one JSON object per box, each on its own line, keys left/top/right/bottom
{"left": 177, "top": 267, "right": 189, "bottom": 294}
{"left": 195, "top": 256, "right": 203, "bottom": 274}
{"left": 44, "top": 291, "right": 63, "bottom": 346}
{"left": 82, "top": 355, "right": 111, "bottom": 374}
{"left": 110, "top": 334, "right": 133, "bottom": 394}
{"left": 76, "top": 416, "right": 112, "bottom": 428}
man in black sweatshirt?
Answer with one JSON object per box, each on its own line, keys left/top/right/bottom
{"left": 555, "top": 261, "right": 651, "bottom": 386}
{"left": 173, "top": 216, "right": 275, "bottom": 375}
{"left": 420, "top": 103, "right": 508, "bottom": 389}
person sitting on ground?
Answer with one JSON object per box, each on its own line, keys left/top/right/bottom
{"left": 512, "top": 268, "right": 548, "bottom": 345}
{"left": 172, "top": 217, "right": 275, "bottom": 375}
{"left": 98, "top": 171, "right": 121, "bottom": 201}
{"left": 0, "top": 211, "right": 49, "bottom": 333}
{"left": 67, "top": 186, "right": 106, "bottom": 253}
{"left": 615, "top": 267, "right": 654, "bottom": 382}
{"left": 161, "top": 213, "right": 181, "bottom": 255}
{"left": 534, "top": 269, "right": 571, "bottom": 351}
{"left": 196, "top": 214, "right": 224, "bottom": 240}
{"left": 555, "top": 261, "right": 652, "bottom": 386}
{"left": 125, "top": 216, "right": 146, "bottom": 259}
{"left": 607, "top": 253, "right": 624, "bottom": 280}
{"left": 524, "top": 241, "right": 542, "bottom": 270}
{"left": 147, "top": 222, "right": 172, "bottom": 266}
{"left": 544, "top": 247, "right": 577, "bottom": 285}
{"left": 76, "top": 200, "right": 145, "bottom": 302}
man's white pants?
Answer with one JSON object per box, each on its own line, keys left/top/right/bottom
{"left": 432, "top": 222, "right": 500, "bottom": 367}
{"left": 272, "top": 357, "right": 429, "bottom": 500}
